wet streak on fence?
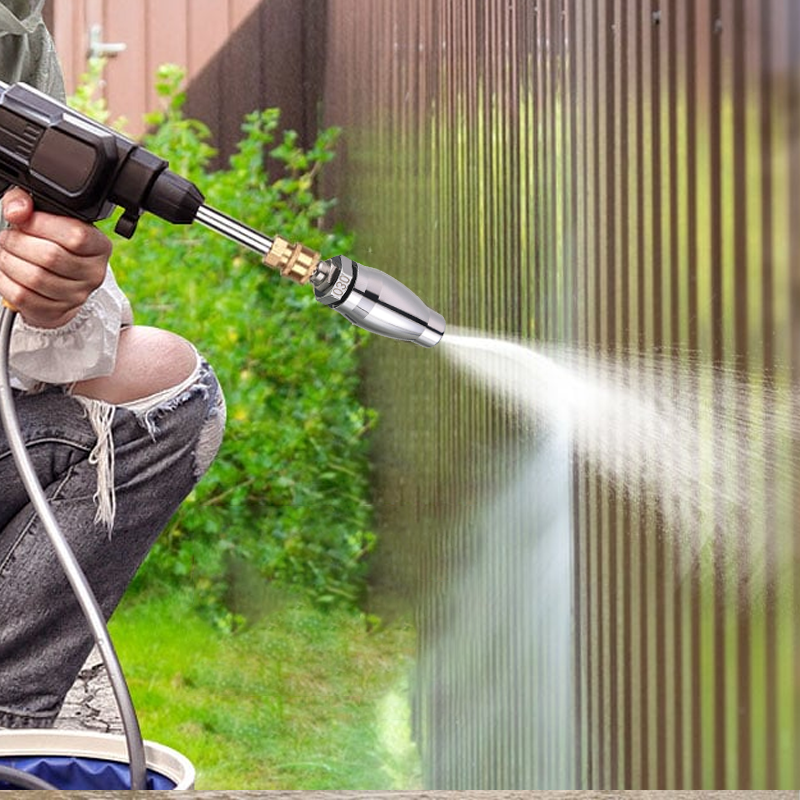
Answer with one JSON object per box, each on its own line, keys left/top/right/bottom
{"left": 321, "top": 0, "right": 799, "bottom": 789}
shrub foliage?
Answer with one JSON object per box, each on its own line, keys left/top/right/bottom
{"left": 91, "top": 66, "right": 375, "bottom": 619}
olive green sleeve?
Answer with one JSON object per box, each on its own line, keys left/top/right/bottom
{"left": 0, "top": 0, "right": 65, "bottom": 101}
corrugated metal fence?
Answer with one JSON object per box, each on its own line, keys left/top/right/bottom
{"left": 46, "top": 0, "right": 800, "bottom": 789}
{"left": 321, "top": 0, "right": 800, "bottom": 789}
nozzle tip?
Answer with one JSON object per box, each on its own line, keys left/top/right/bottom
{"left": 417, "top": 310, "right": 446, "bottom": 347}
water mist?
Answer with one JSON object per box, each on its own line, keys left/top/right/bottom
{"left": 442, "top": 328, "right": 799, "bottom": 592}
{"left": 420, "top": 327, "right": 799, "bottom": 787}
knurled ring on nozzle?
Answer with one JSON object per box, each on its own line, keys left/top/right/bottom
{"left": 263, "top": 236, "right": 321, "bottom": 285}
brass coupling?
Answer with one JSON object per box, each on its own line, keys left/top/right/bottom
{"left": 263, "top": 236, "right": 321, "bottom": 285}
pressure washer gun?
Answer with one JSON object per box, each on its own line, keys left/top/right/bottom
{"left": 0, "top": 80, "right": 445, "bottom": 347}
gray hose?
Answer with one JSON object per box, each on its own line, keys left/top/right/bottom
{"left": 0, "top": 764, "right": 58, "bottom": 789}
{"left": 0, "top": 305, "right": 148, "bottom": 791}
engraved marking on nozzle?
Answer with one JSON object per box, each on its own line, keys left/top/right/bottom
{"left": 263, "top": 235, "right": 321, "bottom": 285}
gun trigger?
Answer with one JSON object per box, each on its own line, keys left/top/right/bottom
{"left": 115, "top": 209, "right": 142, "bottom": 239}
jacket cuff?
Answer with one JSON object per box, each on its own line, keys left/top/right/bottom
{"left": 8, "top": 270, "right": 132, "bottom": 387}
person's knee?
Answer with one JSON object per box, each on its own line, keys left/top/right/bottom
{"left": 70, "top": 328, "right": 225, "bottom": 527}
{"left": 72, "top": 325, "right": 198, "bottom": 405}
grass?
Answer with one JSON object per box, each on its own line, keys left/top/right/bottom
{"left": 108, "top": 588, "right": 420, "bottom": 790}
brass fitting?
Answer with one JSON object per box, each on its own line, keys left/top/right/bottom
{"left": 263, "top": 236, "right": 321, "bottom": 285}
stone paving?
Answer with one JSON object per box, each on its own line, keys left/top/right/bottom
{"left": 55, "top": 647, "right": 122, "bottom": 733}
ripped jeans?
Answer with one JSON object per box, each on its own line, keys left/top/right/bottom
{"left": 0, "top": 355, "right": 225, "bottom": 728}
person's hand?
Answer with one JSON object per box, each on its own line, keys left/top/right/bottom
{"left": 0, "top": 187, "right": 112, "bottom": 328}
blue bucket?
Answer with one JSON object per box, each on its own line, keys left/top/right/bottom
{"left": 0, "top": 730, "right": 195, "bottom": 790}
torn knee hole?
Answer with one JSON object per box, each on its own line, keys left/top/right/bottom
{"left": 71, "top": 360, "right": 224, "bottom": 533}
{"left": 71, "top": 327, "right": 198, "bottom": 405}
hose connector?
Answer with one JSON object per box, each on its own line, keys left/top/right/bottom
{"left": 311, "top": 255, "right": 445, "bottom": 347}
{"left": 263, "top": 235, "right": 321, "bottom": 285}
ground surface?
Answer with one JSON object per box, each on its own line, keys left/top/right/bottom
{"left": 18, "top": 792, "right": 800, "bottom": 798}
{"left": 55, "top": 647, "right": 122, "bottom": 733}
{"left": 53, "top": 672, "right": 799, "bottom": 798}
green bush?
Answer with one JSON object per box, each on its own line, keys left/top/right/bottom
{"left": 87, "top": 66, "right": 376, "bottom": 621}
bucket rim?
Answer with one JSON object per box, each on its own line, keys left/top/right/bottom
{"left": 0, "top": 729, "right": 195, "bottom": 790}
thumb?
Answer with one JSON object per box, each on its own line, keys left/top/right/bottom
{"left": 2, "top": 187, "right": 34, "bottom": 226}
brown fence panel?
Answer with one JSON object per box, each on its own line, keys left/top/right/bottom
{"left": 49, "top": 0, "right": 263, "bottom": 138}
{"left": 48, "top": 0, "right": 326, "bottom": 168}
{"left": 322, "top": 0, "right": 800, "bottom": 789}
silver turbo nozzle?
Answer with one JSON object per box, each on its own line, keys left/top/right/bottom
{"left": 201, "top": 225, "right": 446, "bottom": 347}
{"left": 309, "top": 256, "right": 445, "bottom": 347}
